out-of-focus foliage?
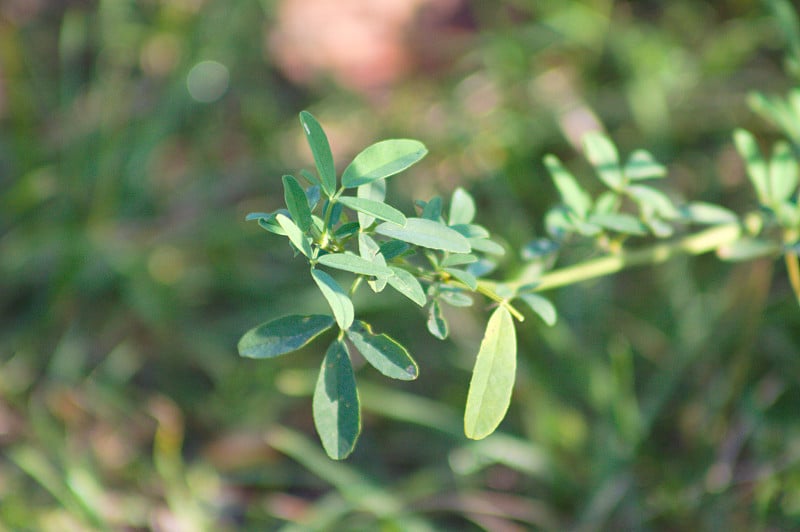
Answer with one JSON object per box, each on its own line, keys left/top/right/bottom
{"left": 2, "top": 0, "right": 800, "bottom": 529}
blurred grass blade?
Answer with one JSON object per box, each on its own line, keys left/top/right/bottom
{"left": 375, "top": 218, "right": 471, "bottom": 253}
{"left": 346, "top": 321, "right": 418, "bottom": 380}
{"left": 276, "top": 213, "right": 313, "bottom": 257}
{"left": 311, "top": 269, "right": 355, "bottom": 330}
{"left": 337, "top": 196, "right": 406, "bottom": 226}
{"left": 313, "top": 340, "right": 361, "bottom": 459}
{"left": 299, "top": 111, "right": 337, "bottom": 197}
{"left": 341, "top": 139, "right": 428, "bottom": 188}
{"left": 386, "top": 266, "right": 427, "bottom": 307}
{"left": 282, "top": 175, "right": 312, "bottom": 231}
{"left": 238, "top": 315, "right": 335, "bottom": 358}
{"left": 464, "top": 306, "right": 517, "bottom": 440}
{"left": 583, "top": 132, "right": 623, "bottom": 189}
{"left": 449, "top": 187, "right": 476, "bottom": 225}
{"left": 317, "top": 251, "right": 393, "bottom": 277}
{"left": 518, "top": 294, "right": 557, "bottom": 326}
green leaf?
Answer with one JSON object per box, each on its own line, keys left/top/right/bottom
{"left": 626, "top": 185, "right": 678, "bottom": 219}
{"left": 518, "top": 294, "right": 557, "bottom": 326}
{"left": 238, "top": 315, "right": 335, "bottom": 358}
{"left": 299, "top": 111, "right": 337, "bottom": 197}
{"left": 439, "top": 289, "right": 473, "bottom": 307}
{"left": 337, "top": 196, "right": 406, "bottom": 226}
{"left": 441, "top": 253, "right": 478, "bottom": 267}
{"left": 427, "top": 300, "right": 448, "bottom": 339}
{"left": 346, "top": 321, "right": 418, "bottom": 380}
{"left": 468, "top": 238, "right": 505, "bottom": 256}
{"left": 583, "top": 132, "right": 623, "bottom": 189}
{"left": 358, "top": 234, "right": 388, "bottom": 292}
{"left": 544, "top": 154, "right": 592, "bottom": 218}
{"left": 299, "top": 168, "right": 321, "bottom": 187}
{"left": 444, "top": 268, "right": 478, "bottom": 291}
{"left": 450, "top": 224, "right": 490, "bottom": 239}
{"left": 317, "top": 252, "right": 392, "bottom": 278}
{"left": 334, "top": 221, "right": 360, "bottom": 239}
{"left": 313, "top": 341, "right": 360, "bottom": 460}
{"left": 588, "top": 213, "right": 648, "bottom": 235}
{"left": 386, "top": 266, "right": 427, "bottom": 306}
{"left": 276, "top": 214, "right": 313, "bottom": 258}
{"left": 769, "top": 141, "right": 799, "bottom": 203}
{"left": 624, "top": 149, "right": 666, "bottom": 180}
{"left": 379, "top": 240, "right": 409, "bottom": 260}
{"left": 341, "top": 139, "right": 428, "bottom": 188}
{"left": 420, "top": 196, "right": 443, "bottom": 221}
{"left": 311, "top": 269, "right": 354, "bottom": 329}
{"left": 717, "top": 238, "right": 780, "bottom": 262}
{"left": 733, "top": 128, "right": 769, "bottom": 204}
{"left": 679, "top": 202, "right": 738, "bottom": 225}
{"left": 356, "top": 179, "right": 386, "bottom": 228}
{"left": 375, "top": 218, "right": 471, "bottom": 253}
{"left": 464, "top": 306, "right": 517, "bottom": 440}
{"left": 449, "top": 187, "right": 476, "bottom": 225}
{"left": 282, "top": 175, "right": 312, "bottom": 232}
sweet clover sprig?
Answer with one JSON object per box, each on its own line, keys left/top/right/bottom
{"left": 240, "top": 106, "right": 800, "bottom": 459}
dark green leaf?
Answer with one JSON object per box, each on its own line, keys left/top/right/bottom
{"left": 464, "top": 306, "right": 517, "bottom": 440}
{"left": 313, "top": 341, "right": 360, "bottom": 460}
{"left": 583, "top": 131, "right": 623, "bottom": 189}
{"left": 427, "top": 301, "right": 448, "bottom": 339}
{"left": 450, "top": 224, "right": 490, "bottom": 239}
{"left": 421, "top": 196, "right": 443, "bottom": 221}
{"left": 334, "top": 221, "right": 361, "bottom": 239}
{"left": 238, "top": 315, "right": 335, "bottom": 358}
{"left": 379, "top": 240, "right": 409, "bottom": 260}
{"left": 346, "top": 321, "right": 418, "bottom": 380}
{"left": 449, "top": 187, "right": 476, "bottom": 225}
{"left": 299, "top": 111, "right": 336, "bottom": 197}
{"left": 317, "top": 252, "right": 392, "bottom": 277}
{"left": 375, "top": 218, "right": 471, "bottom": 253}
{"left": 341, "top": 139, "right": 428, "bottom": 188}
{"left": 337, "top": 196, "right": 406, "bottom": 226}
{"left": 276, "top": 214, "right": 313, "bottom": 257}
{"left": 386, "top": 266, "right": 426, "bottom": 306}
{"left": 282, "top": 175, "right": 312, "bottom": 232}
{"left": 311, "top": 269, "right": 354, "bottom": 329}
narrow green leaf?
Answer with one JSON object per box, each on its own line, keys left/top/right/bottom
{"left": 356, "top": 179, "right": 386, "bottom": 228}
{"left": 341, "top": 139, "right": 428, "bottom": 188}
{"left": 717, "top": 238, "right": 780, "bottom": 262}
{"left": 313, "top": 341, "right": 360, "bottom": 460}
{"left": 359, "top": 233, "right": 388, "bottom": 292}
{"left": 334, "top": 221, "right": 360, "bottom": 239}
{"left": 626, "top": 185, "right": 678, "bottom": 219}
{"left": 733, "top": 128, "right": 769, "bottom": 204}
{"left": 544, "top": 154, "right": 592, "bottom": 218}
{"left": 444, "top": 268, "right": 478, "bottom": 291}
{"left": 379, "top": 240, "right": 409, "bottom": 260}
{"left": 386, "top": 266, "right": 426, "bottom": 306}
{"left": 449, "top": 187, "right": 476, "bottom": 225}
{"left": 427, "top": 300, "right": 448, "bottom": 339}
{"left": 468, "top": 238, "right": 505, "bottom": 256}
{"left": 450, "top": 224, "right": 490, "bottom": 239}
{"left": 679, "top": 202, "right": 738, "bottom": 225}
{"left": 282, "top": 175, "right": 312, "bottom": 232}
{"left": 238, "top": 315, "right": 335, "bottom": 358}
{"left": 299, "top": 168, "right": 321, "bottom": 187}
{"left": 317, "top": 252, "right": 392, "bottom": 278}
{"left": 439, "top": 289, "right": 474, "bottom": 307}
{"left": 375, "top": 218, "right": 471, "bottom": 253}
{"left": 346, "top": 321, "right": 418, "bottom": 380}
{"left": 464, "top": 306, "right": 517, "bottom": 440}
{"left": 441, "top": 253, "right": 478, "bottom": 267}
{"left": 337, "top": 196, "right": 406, "bottom": 226}
{"left": 624, "top": 149, "right": 667, "bottom": 180}
{"left": 245, "top": 212, "right": 271, "bottom": 221}
{"left": 299, "top": 111, "right": 336, "bottom": 197}
{"left": 276, "top": 214, "right": 312, "bottom": 257}
{"left": 583, "top": 132, "right": 623, "bottom": 189}
{"left": 518, "top": 294, "right": 557, "bottom": 326}
{"left": 311, "top": 269, "right": 354, "bottom": 329}
{"left": 769, "top": 141, "right": 799, "bottom": 203}
{"left": 588, "top": 213, "right": 648, "bottom": 235}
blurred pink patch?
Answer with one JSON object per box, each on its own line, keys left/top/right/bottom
{"left": 267, "top": 0, "right": 469, "bottom": 93}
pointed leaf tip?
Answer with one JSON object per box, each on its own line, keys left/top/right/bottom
{"left": 238, "top": 314, "right": 335, "bottom": 358}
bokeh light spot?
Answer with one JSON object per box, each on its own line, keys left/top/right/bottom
{"left": 186, "top": 60, "right": 229, "bottom": 103}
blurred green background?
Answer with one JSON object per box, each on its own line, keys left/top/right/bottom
{"left": 2, "top": 0, "right": 800, "bottom": 530}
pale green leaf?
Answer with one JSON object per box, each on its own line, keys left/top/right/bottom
{"left": 733, "top": 128, "right": 769, "bottom": 204}
{"left": 282, "top": 175, "right": 312, "bottom": 232}
{"left": 717, "top": 238, "right": 780, "bottom": 262}
{"left": 341, "top": 139, "right": 428, "bottom": 188}
{"left": 439, "top": 289, "right": 473, "bottom": 307}
{"left": 276, "top": 214, "right": 312, "bottom": 257}
{"left": 313, "top": 341, "right": 360, "bottom": 460}
{"left": 769, "top": 141, "right": 799, "bottom": 203}
{"left": 311, "top": 269, "right": 354, "bottom": 329}
{"left": 624, "top": 150, "right": 667, "bottom": 180}
{"left": 317, "top": 252, "right": 392, "bottom": 278}
{"left": 337, "top": 196, "right": 406, "bottom": 226}
{"left": 449, "top": 187, "right": 476, "bottom": 225}
{"left": 626, "top": 185, "right": 678, "bottom": 219}
{"left": 375, "top": 218, "right": 471, "bottom": 253}
{"left": 583, "top": 132, "right": 623, "bottom": 189}
{"left": 441, "top": 253, "right": 478, "bottom": 267}
{"left": 238, "top": 314, "right": 334, "bottom": 358}
{"left": 444, "top": 268, "right": 478, "bottom": 291}
{"left": 359, "top": 233, "right": 388, "bottom": 292}
{"left": 518, "top": 294, "right": 557, "bottom": 326}
{"left": 464, "top": 306, "right": 517, "bottom": 440}
{"left": 299, "top": 111, "right": 336, "bottom": 197}
{"left": 544, "top": 154, "right": 592, "bottom": 218}
{"left": 346, "top": 321, "right": 418, "bottom": 380}
{"left": 468, "top": 238, "right": 505, "bottom": 256}
{"left": 679, "top": 202, "right": 738, "bottom": 225}
{"left": 356, "top": 179, "right": 386, "bottom": 228}
{"left": 588, "top": 213, "right": 648, "bottom": 235}
{"left": 427, "top": 301, "right": 448, "bottom": 339}
{"left": 386, "top": 266, "right": 426, "bottom": 306}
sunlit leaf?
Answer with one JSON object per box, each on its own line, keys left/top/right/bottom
{"left": 717, "top": 238, "right": 780, "bottom": 261}
{"left": 588, "top": 213, "right": 648, "bottom": 235}
{"left": 545, "top": 154, "right": 592, "bottom": 218}
{"left": 341, "top": 139, "right": 428, "bottom": 188}
{"left": 276, "top": 213, "right": 313, "bottom": 257}
{"left": 769, "top": 141, "right": 799, "bottom": 203}
{"left": 313, "top": 340, "right": 360, "bottom": 460}
{"left": 626, "top": 185, "right": 678, "bottom": 219}
{"left": 346, "top": 321, "right": 418, "bottom": 380}
{"left": 468, "top": 238, "right": 505, "bottom": 256}
{"left": 386, "top": 266, "right": 426, "bottom": 306}
{"left": 299, "top": 111, "right": 336, "bottom": 197}
{"left": 449, "top": 187, "right": 476, "bottom": 225}
{"left": 624, "top": 149, "right": 667, "bottom": 180}
{"left": 439, "top": 289, "right": 473, "bottom": 307}
{"left": 311, "top": 269, "right": 354, "bottom": 329}
{"left": 375, "top": 218, "right": 471, "bottom": 253}
{"left": 441, "top": 253, "right": 478, "bottom": 267}
{"left": 583, "top": 131, "right": 623, "bottom": 189}
{"left": 427, "top": 300, "right": 448, "bottom": 339}
{"left": 518, "top": 294, "right": 557, "bottom": 326}
{"left": 238, "top": 314, "right": 334, "bottom": 358}
{"left": 359, "top": 233, "right": 388, "bottom": 292}
{"left": 282, "top": 175, "right": 312, "bottom": 232}
{"left": 356, "top": 179, "right": 386, "bottom": 228}
{"left": 464, "top": 306, "right": 517, "bottom": 440}
{"left": 444, "top": 267, "right": 478, "bottom": 291}
{"left": 679, "top": 202, "right": 738, "bottom": 225}
{"left": 337, "top": 196, "right": 406, "bottom": 226}
{"left": 317, "top": 252, "right": 392, "bottom": 278}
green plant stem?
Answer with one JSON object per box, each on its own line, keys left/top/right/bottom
{"left": 526, "top": 221, "right": 749, "bottom": 293}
